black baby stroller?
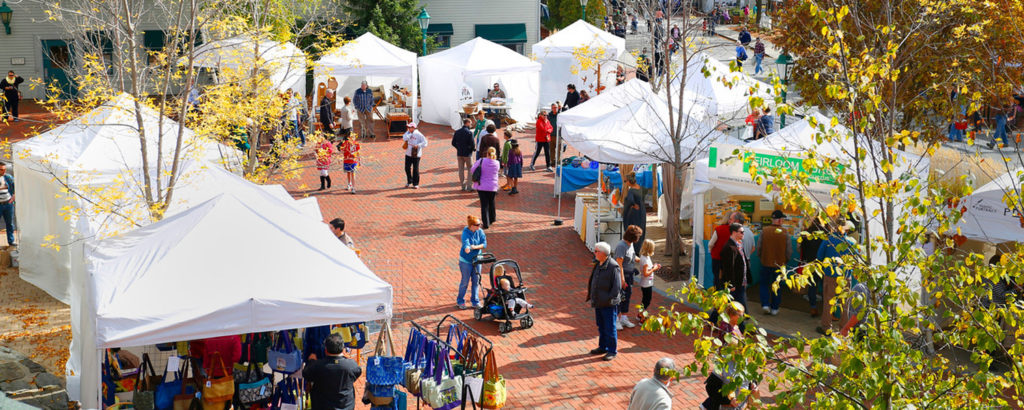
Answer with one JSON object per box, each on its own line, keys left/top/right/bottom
{"left": 471, "top": 253, "right": 535, "bottom": 334}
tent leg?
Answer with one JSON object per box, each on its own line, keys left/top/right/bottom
{"left": 553, "top": 123, "right": 564, "bottom": 225}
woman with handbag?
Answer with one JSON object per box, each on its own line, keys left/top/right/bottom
{"left": 471, "top": 147, "right": 501, "bottom": 229}
{"left": 458, "top": 215, "right": 487, "bottom": 309}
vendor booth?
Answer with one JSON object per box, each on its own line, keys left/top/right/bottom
{"left": 13, "top": 93, "right": 241, "bottom": 304}
{"left": 671, "top": 52, "right": 773, "bottom": 119}
{"left": 419, "top": 37, "right": 541, "bottom": 129}
{"left": 531, "top": 20, "right": 626, "bottom": 107}
{"left": 77, "top": 192, "right": 393, "bottom": 409}
{"left": 191, "top": 35, "right": 306, "bottom": 95}
{"left": 955, "top": 168, "right": 1024, "bottom": 243}
{"left": 690, "top": 114, "right": 930, "bottom": 289}
{"left": 556, "top": 79, "right": 741, "bottom": 249}
{"left": 314, "top": 32, "right": 418, "bottom": 121}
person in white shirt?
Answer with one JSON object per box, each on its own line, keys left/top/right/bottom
{"left": 628, "top": 358, "right": 675, "bottom": 410}
{"left": 337, "top": 96, "right": 355, "bottom": 147}
{"left": 402, "top": 123, "right": 428, "bottom": 188}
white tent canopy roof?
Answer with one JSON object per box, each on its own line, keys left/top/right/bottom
{"left": 532, "top": 20, "right": 626, "bottom": 58}
{"left": 14, "top": 93, "right": 234, "bottom": 176}
{"left": 671, "top": 52, "right": 774, "bottom": 118}
{"left": 956, "top": 168, "right": 1024, "bottom": 244}
{"left": 192, "top": 35, "right": 306, "bottom": 95}
{"left": 314, "top": 32, "right": 419, "bottom": 120}
{"left": 532, "top": 20, "right": 625, "bottom": 108}
{"left": 86, "top": 192, "right": 392, "bottom": 348}
{"left": 558, "top": 79, "right": 743, "bottom": 164}
{"left": 317, "top": 32, "right": 417, "bottom": 78}
{"left": 13, "top": 93, "right": 240, "bottom": 304}
{"left": 419, "top": 37, "right": 541, "bottom": 129}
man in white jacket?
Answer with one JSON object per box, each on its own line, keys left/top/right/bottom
{"left": 628, "top": 358, "right": 675, "bottom": 410}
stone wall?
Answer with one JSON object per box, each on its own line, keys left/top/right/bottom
{"left": 0, "top": 346, "right": 68, "bottom": 409}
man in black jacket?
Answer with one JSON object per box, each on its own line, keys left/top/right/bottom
{"left": 303, "top": 334, "right": 361, "bottom": 410}
{"left": 546, "top": 104, "right": 560, "bottom": 169}
{"left": 452, "top": 118, "right": 476, "bottom": 191}
{"left": 719, "top": 223, "right": 752, "bottom": 310}
{"left": 564, "top": 84, "right": 581, "bottom": 110}
{"left": 319, "top": 89, "right": 336, "bottom": 137}
{"left": 586, "top": 241, "right": 622, "bottom": 361}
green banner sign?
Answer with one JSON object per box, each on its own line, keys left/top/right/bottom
{"left": 708, "top": 146, "right": 842, "bottom": 186}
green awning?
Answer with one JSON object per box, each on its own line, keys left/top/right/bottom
{"left": 427, "top": 23, "right": 453, "bottom": 35}
{"left": 475, "top": 24, "right": 527, "bottom": 44}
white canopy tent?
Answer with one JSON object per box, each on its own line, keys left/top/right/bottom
{"left": 690, "top": 114, "right": 930, "bottom": 288}
{"left": 955, "top": 168, "right": 1024, "bottom": 244}
{"left": 670, "top": 52, "right": 774, "bottom": 119}
{"left": 419, "top": 38, "right": 541, "bottom": 129}
{"left": 315, "top": 32, "right": 418, "bottom": 120}
{"left": 192, "top": 35, "right": 306, "bottom": 95}
{"left": 61, "top": 163, "right": 323, "bottom": 393}
{"left": 13, "top": 93, "right": 241, "bottom": 304}
{"left": 532, "top": 20, "right": 626, "bottom": 107}
{"left": 558, "top": 79, "right": 737, "bottom": 165}
{"left": 77, "top": 192, "right": 392, "bottom": 409}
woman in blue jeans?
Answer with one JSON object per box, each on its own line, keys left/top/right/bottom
{"left": 457, "top": 215, "right": 487, "bottom": 309}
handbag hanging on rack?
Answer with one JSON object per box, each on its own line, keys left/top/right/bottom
{"left": 200, "top": 352, "right": 234, "bottom": 408}
{"left": 480, "top": 351, "right": 506, "bottom": 409}
{"left": 172, "top": 358, "right": 201, "bottom": 410}
{"left": 365, "top": 323, "right": 404, "bottom": 406}
{"left": 235, "top": 357, "right": 272, "bottom": 407}
{"left": 273, "top": 376, "right": 300, "bottom": 410}
{"left": 268, "top": 330, "right": 303, "bottom": 374}
{"left": 416, "top": 341, "right": 437, "bottom": 400}
{"left": 132, "top": 353, "right": 160, "bottom": 410}
{"left": 433, "top": 351, "right": 463, "bottom": 410}
{"left": 403, "top": 330, "right": 426, "bottom": 394}
{"left": 460, "top": 338, "right": 484, "bottom": 404}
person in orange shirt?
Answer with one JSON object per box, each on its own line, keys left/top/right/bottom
{"left": 340, "top": 136, "right": 360, "bottom": 194}
{"left": 316, "top": 138, "right": 335, "bottom": 191}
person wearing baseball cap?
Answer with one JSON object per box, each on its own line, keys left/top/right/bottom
{"left": 755, "top": 210, "right": 792, "bottom": 316}
{"left": 403, "top": 122, "right": 428, "bottom": 188}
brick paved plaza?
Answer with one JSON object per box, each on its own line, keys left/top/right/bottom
{"left": 293, "top": 121, "right": 709, "bottom": 409}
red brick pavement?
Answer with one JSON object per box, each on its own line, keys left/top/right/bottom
{"left": 287, "top": 120, "right": 713, "bottom": 409}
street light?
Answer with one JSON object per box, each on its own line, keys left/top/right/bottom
{"left": 774, "top": 51, "right": 793, "bottom": 128}
{"left": 0, "top": 2, "right": 13, "bottom": 35}
{"left": 417, "top": 7, "right": 430, "bottom": 56}
{"left": 579, "top": 0, "right": 587, "bottom": 21}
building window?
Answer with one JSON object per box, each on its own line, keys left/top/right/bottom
{"left": 502, "top": 43, "right": 524, "bottom": 54}
{"left": 143, "top": 30, "right": 166, "bottom": 66}
{"left": 426, "top": 23, "right": 454, "bottom": 50}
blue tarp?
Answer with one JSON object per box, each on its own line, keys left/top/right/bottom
{"left": 556, "top": 166, "right": 662, "bottom": 195}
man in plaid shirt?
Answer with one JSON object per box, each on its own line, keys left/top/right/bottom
{"left": 353, "top": 81, "right": 376, "bottom": 139}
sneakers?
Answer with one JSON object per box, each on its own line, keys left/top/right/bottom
{"left": 620, "top": 316, "right": 636, "bottom": 328}
{"left": 456, "top": 304, "right": 467, "bottom": 310}
{"left": 762, "top": 306, "right": 771, "bottom": 314}
{"left": 589, "top": 348, "right": 607, "bottom": 355}
{"left": 351, "top": 187, "right": 356, "bottom": 194}
{"left": 615, "top": 320, "right": 623, "bottom": 331}
{"left": 413, "top": 185, "right": 420, "bottom": 189}
{"left": 406, "top": 183, "right": 413, "bottom": 188}
{"left": 545, "top": 167, "right": 553, "bottom": 172}
{"left": 770, "top": 309, "right": 779, "bottom": 316}
{"left": 529, "top": 165, "right": 535, "bottom": 171}
{"left": 603, "top": 353, "right": 617, "bottom": 361}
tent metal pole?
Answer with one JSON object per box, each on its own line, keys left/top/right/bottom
{"left": 554, "top": 123, "right": 564, "bottom": 225}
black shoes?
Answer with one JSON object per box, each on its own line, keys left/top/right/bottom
{"left": 603, "top": 353, "right": 616, "bottom": 361}
{"left": 589, "top": 348, "right": 606, "bottom": 355}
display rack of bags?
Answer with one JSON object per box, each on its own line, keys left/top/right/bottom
{"left": 401, "top": 315, "right": 499, "bottom": 410}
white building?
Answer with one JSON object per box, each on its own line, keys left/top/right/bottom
{"left": 419, "top": 0, "right": 542, "bottom": 55}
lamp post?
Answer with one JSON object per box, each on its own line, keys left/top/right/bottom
{"left": 0, "top": 1, "right": 12, "bottom": 35}
{"left": 417, "top": 7, "right": 430, "bottom": 56}
{"left": 579, "top": 0, "right": 587, "bottom": 21}
{"left": 774, "top": 51, "right": 793, "bottom": 128}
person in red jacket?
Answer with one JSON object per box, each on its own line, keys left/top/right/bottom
{"left": 189, "top": 335, "right": 241, "bottom": 378}
{"left": 708, "top": 211, "right": 745, "bottom": 290}
{"left": 530, "top": 111, "right": 553, "bottom": 171}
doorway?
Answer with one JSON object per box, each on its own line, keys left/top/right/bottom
{"left": 41, "top": 39, "right": 76, "bottom": 98}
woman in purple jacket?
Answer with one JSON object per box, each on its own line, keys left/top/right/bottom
{"left": 472, "top": 147, "right": 501, "bottom": 229}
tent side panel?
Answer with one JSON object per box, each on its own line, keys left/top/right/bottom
{"left": 15, "top": 161, "right": 75, "bottom": 303}
{"left": 418, "top": 59, "right": 463, "bottom": 128}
